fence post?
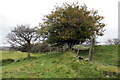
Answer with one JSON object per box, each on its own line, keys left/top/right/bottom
{"left": 89, "top": 36, "right": 95, "bottom": 61}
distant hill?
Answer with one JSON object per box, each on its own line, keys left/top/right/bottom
{"left": 0, "top": 46, "right": 11, "bottom": 51}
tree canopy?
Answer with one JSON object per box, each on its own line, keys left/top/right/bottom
{"left": 6, "top": 25, "right": 39, "bottom": 48}
{"left": 40, "top": 3, "right": 105, "bottom": 47}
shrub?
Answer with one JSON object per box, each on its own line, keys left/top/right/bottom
{"left": 50, "top": 44, "right": 65, "bottom": 53}
{"left": 31, "top": 43, "right": 50, "bottom": 53}
{"left": 19, "top": 43, "right": 33, "bottom": 52}
{"left": 2, "top": 59, "right": 14, "bottom": 66}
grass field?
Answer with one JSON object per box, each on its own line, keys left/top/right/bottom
{"left": 0, "top": 45, "right": 119, "bottom": 78}
{"left": 1, "top": 51, "right": 38, "bottom": 60}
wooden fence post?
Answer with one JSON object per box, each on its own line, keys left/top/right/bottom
{"left": 89, "top": 36, "right": 95, "bottom": 61}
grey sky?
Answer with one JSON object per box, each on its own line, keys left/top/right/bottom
{"left": 0, "top": 0, "right": 119, "bottom": 46}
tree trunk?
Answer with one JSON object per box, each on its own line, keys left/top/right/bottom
{"left": 27, "top": 43, "right": 32, "bottom": 58}
{"left": 50, "top": 48, "right": 52, "bottom": 52}
{"left": 27, "top": 51, "right": 30, "bottom": 58}
{"left": 68, "top": 43, "right": 73, "bottom": 50}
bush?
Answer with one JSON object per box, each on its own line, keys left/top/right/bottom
{"left": 19, "top": 43, "right": 33, "bottom": 52}
{"left": 50, "top": 44, "right": 65, "bottom": 53}
{"left": 2, "top": 59, "right": 14, "bottom": 66}
{"left": 31, "top": 43, "right": 50, "bottom": 53}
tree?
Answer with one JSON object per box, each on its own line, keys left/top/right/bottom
{"left": 40, "top": 2, "right": 105, "bottom": 50}
{"left": 113, "top": 38, "right": 120, "bottom": 45}
{"left": 6, "top": 24, "right": 39, "bottom": 58}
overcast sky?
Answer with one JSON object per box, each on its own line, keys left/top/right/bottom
{"left": 0, "top": 0, "right": 119, "bottom": 46}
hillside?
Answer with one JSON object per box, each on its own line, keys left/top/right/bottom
{"left": 1, "top": 45, "right": 119, "bottom": 78}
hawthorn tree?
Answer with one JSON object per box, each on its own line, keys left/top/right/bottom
{"left": 6, "top": 24, "right": 39, "bottom": 58}
{"left": 40, "top": 3, "right": 105, "bottom": 50}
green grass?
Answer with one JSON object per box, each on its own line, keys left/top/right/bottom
{"left": 1, "top": 45, "right": 119, "bottom": 78}
{"left": 80, "top": 45, "right": 118, "bottom": 66}
{"left": 0, "top": 51, "right": 38, "bottom": 60}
